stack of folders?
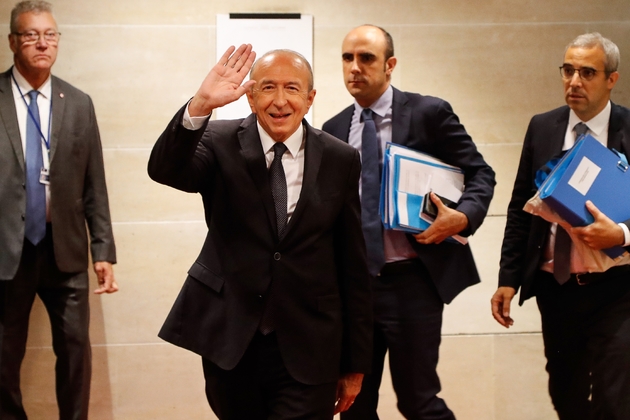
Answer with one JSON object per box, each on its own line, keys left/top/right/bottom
{"left": 539, "top": 134, "right": 630, "bottom": 258}
{"left": 379, "top": 142, "right": 467, "bottom": 244}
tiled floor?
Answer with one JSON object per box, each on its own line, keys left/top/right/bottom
{"left": 21, "top": 335, "right": 557, "bottom": 419}
{"left": 20, "top": 215, "right": 557, "bottom": 419}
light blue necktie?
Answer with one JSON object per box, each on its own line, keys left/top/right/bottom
{"left": 24, "top": 90, "right": 46, "bottom": 245}
{"left": 361, "top": 108, "right": 385, "bottom": 276}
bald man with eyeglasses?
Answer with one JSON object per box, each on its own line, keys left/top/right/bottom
{"left": 492, "top": 32, "right": 630, "bottom": 419}
{"left": 0, "top": 2, "right": 117, "bottom": 419}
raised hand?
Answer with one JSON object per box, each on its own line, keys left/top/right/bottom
{"left": 188, "top": 44, "right": 257, "bottom": 117}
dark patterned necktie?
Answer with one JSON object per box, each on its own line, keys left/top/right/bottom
{"left": 24, "top": 90, "right": 46, "bottom": 245}
{"left": 259, "top": 142, "right": 289, "bottom": 335}
{"left": 554, "top": 122, "right": 589, "bottom": 284}
{"left": 361, "top": 108, "right": 385, "bottom": 276}
{"left": 270, "top": 142, "right": 288, "bottom": 240}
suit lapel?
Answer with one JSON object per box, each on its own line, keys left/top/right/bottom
{"left": 49, "top": 76, "right": 65, "bottom": 163}
{"left": 0, "top": 70, "right": 25, "bottom": 170}
{"left": 549, "top": 108, "right": 570, "bottom": 158}
{"left": 549, "top": 104, "right": 630, "bottom": 155}
{"left": 608, "top": 103, "right": 627, "bottom": 153}
{"left": 238, "top": 115, "right": 277, "bottom": 234}
{"left": 285, "top": 122, "right": 322, "bottom": 238}
{"left": 332, "top": 106, "right": 353, "bottom": 142}
{"left": 391, "top": 87, "right": 411, "bottom": 146}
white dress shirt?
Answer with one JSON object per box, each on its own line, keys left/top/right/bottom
{"left": 11, "top": 66, "right": 52, "bottom": 220}
{"left": 348, "top": 85, "right": 417, "bottom": 263}
{"left": 182, "top": 104, "right": 304, "bottom": 222}
{"left": 541, "top": 101, "right": 630, "bottom": 274}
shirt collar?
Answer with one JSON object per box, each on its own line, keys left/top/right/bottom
{"left": 353, "top": 85, "right": 393, "bottom": 118}
{"left": 11, "top": 66, "right": 52, "bottom": 100}
{"left": 568, "top": 100, "right": 611, "bottom": 137}
{"left": 257, "top": 121, "right": 304, "bottom": 158}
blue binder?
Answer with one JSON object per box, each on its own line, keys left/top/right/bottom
{"left": 539, "top": 134, "right": 630, "bottom": 258}
{"left": 379, "top": 143, "right": 465, "bottom": 243}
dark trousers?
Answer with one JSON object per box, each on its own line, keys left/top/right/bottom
{"left": 342, "top": 259, "right": 455, "bottom": 420}
{"left": 0, "top": 230, "right": 91, "bottom": 420}
{"left": 535, "top": 269, "right": 630, "bottom": 420}
{"left": 202, "top": 332, "right": 337, "bottom": 420}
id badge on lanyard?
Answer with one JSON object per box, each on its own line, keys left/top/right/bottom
{"left": 12, "top": 71, "right": 52, "bottom": 186}
{"left": 40, "top": 167, "right": 50, "bottom": 185}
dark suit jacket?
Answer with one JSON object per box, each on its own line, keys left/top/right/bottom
{"left": 499, "top": 103, "right": 630, "bottom": 305}
{"left": 322, "top": 87, "right": 495, "bottom": 304}
{"left": 0, "top": 69, "right": 116, "bottom": 280}
{"left": 148, "top": 107, "right": 372, "bottom": 385}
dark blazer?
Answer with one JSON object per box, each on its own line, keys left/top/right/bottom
{"left": 148, "top": 106, "right": 373, "bottom": 385}
{"left": 499, "top": 103, "right": 630, "bottom": 304}
{"left": 0, "top": 69, "right": 116, "bottom": 280}
{"left": 322, "top": 87, "right": 495, "bottom": 304}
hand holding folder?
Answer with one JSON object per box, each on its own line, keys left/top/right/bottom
{"left": 525, "top": 134, "right": 630, "bottom": 263}
{"left": 380, "top": 143, "right": 467, "bottom": 244}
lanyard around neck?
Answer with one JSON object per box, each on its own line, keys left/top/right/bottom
{"left": 11, "top": 70, "right": 52, "bottom": 151}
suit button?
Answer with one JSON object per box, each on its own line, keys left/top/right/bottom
{"left": 21, "top": 214, "right": 25, "bottom": 221}
{"left": 274, "top": 252, "right": 281, "bottom": 261}
{"left": 22, "top": 183, "right": 26, "bottom": 189}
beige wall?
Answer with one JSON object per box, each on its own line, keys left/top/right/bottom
{"left": 1, "top": 0, "right": 629, "bottom": 418}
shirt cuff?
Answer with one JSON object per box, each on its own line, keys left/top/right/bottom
{"left": 618, "top": 222, "right": 630, "bottom": 247}
{"left": 182, "top": 101, "right": 211, "bottom": 130}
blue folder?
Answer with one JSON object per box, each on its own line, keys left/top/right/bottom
{"left": 379, "top": 143, "right": 464, "bottom": 243}
{"left": 539, "top": 134, "right": 630, "bottom": 258}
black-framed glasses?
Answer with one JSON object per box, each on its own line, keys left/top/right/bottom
{"left": 559, "top": 64, "right": 604, "bottom": 81}
{"left": 12, "top": 30, "right": 61, "bottom": 45}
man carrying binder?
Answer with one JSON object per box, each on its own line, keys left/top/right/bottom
{"left": 492, "top": 33, "right": 630, "bottom": 419}
{"left": 323, "top": 25, "right": 495, "bottom": 420}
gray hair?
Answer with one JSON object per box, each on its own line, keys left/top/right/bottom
{"left": 10, "top": 1, "right": 53, "bottom": 33}
{"left": 566, "top": 32, "right": 620, "bottom": 74}
{"left": 249, "top": 49, "right": 314, "bottom": 91}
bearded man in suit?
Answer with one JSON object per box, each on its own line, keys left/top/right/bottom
{"left": 492, "top": 32, "right": 630, "bottom": 419}
{"left": 322, "top": 25, "right": 495, "bottom": 420}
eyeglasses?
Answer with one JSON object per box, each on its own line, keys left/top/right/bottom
{"left": 559, "top": 64, "right": 605, "bottom": 81}
{"left": 12, "top": 30, "right": 61, "bottom": 45}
